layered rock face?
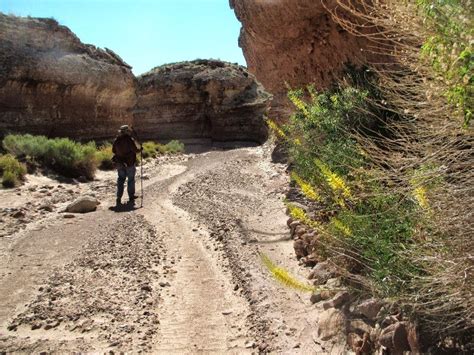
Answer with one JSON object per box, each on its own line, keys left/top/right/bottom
{"left": 135, "top": 60, "right": 271, "bottom": 143}
{"left": 230, "top": 0, "right": 383, "bottom": 118}
{"left": 0, "top": 15, "right": 270, "bottom": 143}
{"left": 0, "top": 14, "right": 136, "bottom": 139}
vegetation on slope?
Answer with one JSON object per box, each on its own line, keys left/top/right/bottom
{"left": 1, "top": 134, "right": 185, "bottom": 186}
{"left": 271, "top": 0, "right": 472, "bottom": 350}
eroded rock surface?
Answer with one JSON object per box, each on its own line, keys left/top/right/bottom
{"left": 135, "top": 60, "right": 271, "bottom": 143}
{"left": 0, "top": 14, "right": 136, "bottom": 139}
{"left": 230, "top": 0, "right": 384, "bottom": 118}
{"left": 0, "top": 15, "right": 271, "bottom": 143}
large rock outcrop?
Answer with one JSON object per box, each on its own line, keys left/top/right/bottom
{"left": 230, "top": 0, "right": 384, "bottom": 118}
{"left": 134, "top": 60, "right": 271, "bottom": 143}
{"left": 0, "top": 14, "right": 136, "bottom": 139}
{"left": 0, "top": 14, "right": 270, "bottom": 143}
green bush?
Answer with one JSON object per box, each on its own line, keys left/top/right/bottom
{"left": 0, "top": 154, "right": 26, "bottom": 188}
{"left": 2, "top": 134, "right": 98, "bottom": 180}
{"left": 142, "top": 140, "right": 185, "bottom": 159}
{"left": 96, "top": 144, "right": 114, "bottom": 170}
{"left": 142, "top": 141, "right": 160, "bottom": 159}
{"left": 281, "top": 84, "right": 424, "bottom": 296}
{"left": 164, "top": 140, "right": 185, "bottom": 154}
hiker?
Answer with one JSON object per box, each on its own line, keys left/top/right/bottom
{"left": 112, "top": 125, "right": 142, "bottom": 206}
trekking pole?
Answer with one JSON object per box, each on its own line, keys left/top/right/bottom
{"left": 140, "top": 147, "right": 144, "bottom": 208}
{"left": 131, "top": 125, "right": 144, "bottom": 208}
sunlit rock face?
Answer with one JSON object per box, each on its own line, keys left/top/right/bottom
{"left": 134, "top": 60, "right": 271, "bottom": 143}
{"left": 0, "top": 15, "right": 271, "bottom": 143}
{"left": 0, "top": 14, "right": 136, "bottom": 139}
{"left": 230, "top": 0, "right": 383, "bottom": 119}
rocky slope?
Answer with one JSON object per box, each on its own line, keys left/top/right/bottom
{"left": 135, "top": 60, "right": 271, "bottom": 143}
{"left": 0, "top": 14, "right": 136, "bottom": 139}
{"left": 0, "top": 15, "right": 270, "bottom": 143}
{"left": 230, "top": 0, "right": 384, "bottom": 118}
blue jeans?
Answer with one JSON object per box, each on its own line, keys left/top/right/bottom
{"left": 117, "top": 166, "right": 136, "bottom": 201}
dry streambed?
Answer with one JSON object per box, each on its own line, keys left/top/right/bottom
{"left": 0, "top": 145, "right": 350, "bottom": 353}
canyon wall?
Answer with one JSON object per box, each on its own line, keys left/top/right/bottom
{"left": 230, "top": 0, "right": 383, "bottom": 118}
{"left": 0, "top": 14, "right": 136, "bottom": 139}
{"left": 135, "top": 60, "right": 271, "bottom": 143}
{"left": 0, "top": 14, "right": 269, "bottom": 143}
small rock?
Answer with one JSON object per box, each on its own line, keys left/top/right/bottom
{"left": 141, "top": 284, "right": 152, "bottom": 292}
{"left": 325, "top": 277, "right": 342, "bottom": 288}
{"left": 63, "top": 214, "right": 75, "bottom": 219}
{"left": 349, "top": 319, "right": 373, "bottom": 335}
{"left": 293, "top": 239, "right": 307, "bottom": 259}
{"left": 309, "top": 261, "right": 338, "bottom": 285}
{"left": 31, "top": 322, "right": 42, "bottom": 330}
{"left": 310, "top": 292, "right": 322, "bottom": 304}
{"left": 245, "top": 341, "right": 255, "bottom": 349}
{"left": 322, "top": 291, "right": 351, "bottom": 310}
{"left": 38, "top": 204, "right": 54, "bottom": 212}
{"left": 289, "top": 220, "right": 300, "bottom": 234}
{"left": 159, "top": 281, "right": 170, "bottom": 287}
{"left": 12, "top": 210, "right": 25, "bottom": 218}
{"left": 222, "top": 310, "right": 233, "bottom": 315}
{"left": 379, "top": 322, "right": 410, "bottom": 353}
{"left": 294, "top": 225, "right": 307, "bottom": 237}
{"left": 317, "top": 308, "right": 347, "bottom": 341}
{"left": 353, "top": 298, "right": 384, "bottom": 321}
{"left": 407, "top": 323, "right": 421, "bottom": 353}
{"left": 66, "top": 196, "right": 99, "bottom": 213}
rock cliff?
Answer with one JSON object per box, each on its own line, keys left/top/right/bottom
{"left": 0, "top": 14, "right": 136, "bottom": 139}
{"left": 230, "top": 0, "right": 383, "bottom": 118}
{"left": 0, "top": 14, "right": 270, "bottom": 143}
{"left": 135, "top": 60, "right": 271, "bottom": 143}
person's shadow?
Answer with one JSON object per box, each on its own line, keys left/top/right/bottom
{"left": 108, "top": 202, "right": 140, "bottom": 213}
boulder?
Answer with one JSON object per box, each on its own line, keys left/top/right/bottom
{"left": 66, "top": 196, "right": 99, "bottom": 213}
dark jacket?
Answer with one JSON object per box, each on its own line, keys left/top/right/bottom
{"left": 112, "top": 134, "right": 139, "bottom": 167}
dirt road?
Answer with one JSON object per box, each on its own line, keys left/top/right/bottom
{"left": 0, "top": 144, "right": 339, "bottom": 353}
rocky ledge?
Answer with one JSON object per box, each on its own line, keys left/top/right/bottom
{"left": 134, "top": 60, "right": 271, "bottom": 143}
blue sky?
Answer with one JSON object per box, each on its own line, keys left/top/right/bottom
{"left": 1, "top": 0, "right": 246, "bottom": 75}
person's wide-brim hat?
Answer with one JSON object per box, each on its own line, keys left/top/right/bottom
{"left": 118, "top": 125, "right": 131, "bottom": 133}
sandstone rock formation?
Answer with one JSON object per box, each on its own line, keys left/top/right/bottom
{"left": 134, "top": 60, "right": 271, "bottom": 143}
{"left": 230, "top": 0, "right": 384, "bottom": 118}
{"left": 0, "top": 14, "right": 270, "bottom": 143}
{"left": 0, "top": 14, "right": 136, "bottom": 139}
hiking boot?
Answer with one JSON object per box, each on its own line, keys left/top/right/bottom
{"left": 129, "top": 195, "right": 139, "bottom": 201}
{"left": 116, "top": 198, "right": 122, "bottom": 206}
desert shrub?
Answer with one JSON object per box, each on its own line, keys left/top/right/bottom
{"left": 2, "top": 134, "right": 98, "bottom": 180}
{"left": 0, "top": 154, "right": 26, "bottom": 188}
{"left": 280, "top": 84, "right": 425, "bottom": 296}
{"left": 163, "top": 140, "right": 185, "bottom": 154}
{"left": 280, "top": 0, "right": 473, "bottom": 347}
{"left": 96, "top": 144, "right": 114, "bottom": 170}
{"left": 142, "top": 141, "right": 160, "bottom": 159}
{"left": 142, "top": 140, "right": 185, "bottom": 159}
